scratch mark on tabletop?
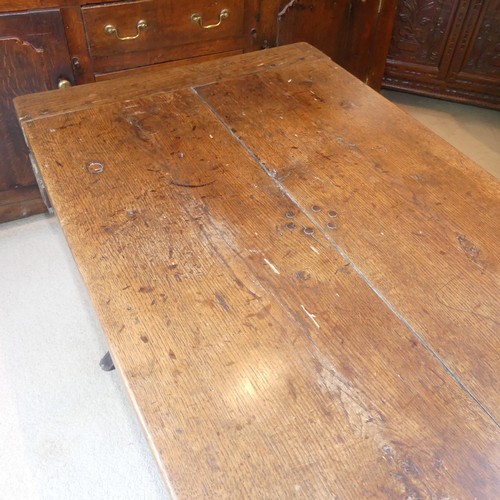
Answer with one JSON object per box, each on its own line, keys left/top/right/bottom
{"left": 310, "top": 90, "right": 325, "bottom": 102}
{"left": 435, "top": 276, "right": 499, "bottom": 325}
{"left": 287, "top": 379, "right": 298, "bottom": 401}
{"left": 171, "top": 179, "right": 216, "bottom": 188}
{"left": 456, "top": 234, "right": 481, "bottom": 265}
{"left": 301, "top": 304, "right": 320, "bottom": 329}
{"left": 277, "top": 170, "right": 291, "bottom": 182}
{"left": 215, "top": 292, "right": 230, "bottom": 311}
{"left": 310, "top": 246, "right": 320, "bottom": 255}
{"left": 312, "top": 175, "right": 325, "bottom": 183}
{"left": 335, "top": 135, "right": 361, "bottom": 153}
{"left": 264, "top": 258, "right": 280, "bottom": 275}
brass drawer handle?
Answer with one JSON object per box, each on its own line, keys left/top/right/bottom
{"left": 104, "top": 19, "right": 147, "bottom": 41}
{"left": 191, "top": 8, "right": 229, "bottom": 29}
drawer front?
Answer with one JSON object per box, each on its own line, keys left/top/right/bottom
{"left": 82, "top": 0, "right": 246, "bottom": 73}
{"left": 94, "top": 50, "right": 243, "bottom": 81}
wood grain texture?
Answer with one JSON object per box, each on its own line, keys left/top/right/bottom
{"left": 16, "top": 44, "right": 500, "bottom": 498}
{"left": 195, "top": 57, "right": 500, "bottom": 418}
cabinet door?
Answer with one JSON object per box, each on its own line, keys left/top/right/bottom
{"left": 208, "top": 0, "right": 398, "bottom": 88}
{"left": 446, "top": 0, "right": 500, "bottom": 105}
{"left": 275, "top": 0, "right": 397, "bottom": 89}
{"left": 0, "top": 9, "right": 74, "bottom": 223}
{"left": 385, "top": 0, "right": 470, "bottom": 82}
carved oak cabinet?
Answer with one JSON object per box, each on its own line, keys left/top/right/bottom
{"left": 383, "top": 0, "right": 500, "bottom": 109}
{"left": 1, "top": 0, "right": 397, "bottom": 223}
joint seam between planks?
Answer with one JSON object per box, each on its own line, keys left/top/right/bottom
{"left": 193, "top": 86, "right": 499, "bottom": 428}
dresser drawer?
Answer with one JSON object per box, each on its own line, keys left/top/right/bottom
{"left": 82, "top": 0, "right": 247, "bottom": 73}
{"left": 94, "top": 49, "right": 243, "bottom": 81}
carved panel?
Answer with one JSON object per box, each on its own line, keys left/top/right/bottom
{"left": 383, "top": 0, "right": 499, "bottom": 109}
{"left": 463, "top": 0, "right": 500, "bottom": 75}
{"left": 387, "top": 0, "right": 458, "bottom": 68}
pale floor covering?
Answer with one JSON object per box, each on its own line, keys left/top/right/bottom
{"left": 1, "top": 92, "right": 499, "bottom": 500}
{"left": 382, "top": 90, "right": 500, "bottom": 178}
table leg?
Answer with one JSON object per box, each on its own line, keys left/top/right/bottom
{"left": 99, "top": 351, "right": 115, "bottom": 371}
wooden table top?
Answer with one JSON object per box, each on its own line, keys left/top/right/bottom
{"left": 16, "top": 43, "right": 499, "bottom": 498}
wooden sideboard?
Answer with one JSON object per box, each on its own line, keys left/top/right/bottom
{"left": 383, "top": 0, "right": 500, "bottom": 109}
{"left": 1, "top": 0, "right": 397, "bottom": 224}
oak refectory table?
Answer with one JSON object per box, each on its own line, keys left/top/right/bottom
{"left": 15, "top": 44, "right": 499, "bottom": 498}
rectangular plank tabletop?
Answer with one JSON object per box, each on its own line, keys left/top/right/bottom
{"left": 15, "top": 44, "right": 499, "bottom": 498}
